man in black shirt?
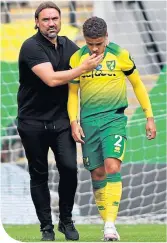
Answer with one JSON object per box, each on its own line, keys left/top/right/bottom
{"left": 17, "top": 1, "right": 103, "bottom": 241}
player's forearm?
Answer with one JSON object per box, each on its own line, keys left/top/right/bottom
{"left": 50, "top": 66, "right": 84, "bottom": 87}
{"left": 128, "top": 70, "right": 153, "bottom": 118}
{"left": 67, "top": 84, "right": 79, "bottom": 123}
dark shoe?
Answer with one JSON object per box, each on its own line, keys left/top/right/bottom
{"left": 58, "top": 220, "right": 79, "bottom": 241}
{"left": 41, "top": 225, "right": 55, "bottom": 241}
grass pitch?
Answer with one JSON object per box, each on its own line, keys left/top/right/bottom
{"left": 3, "top": 224, "right": 166, "bottom": 242}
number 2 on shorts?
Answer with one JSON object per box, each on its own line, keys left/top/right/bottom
{"left": 114, "top": 135, "right": 122, "bottom": 147}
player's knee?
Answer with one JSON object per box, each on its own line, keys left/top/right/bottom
{"left": 91, "top": 166, "right": 106, "bottom": 180}
{"left": 105, "top": 158, "right": 121, "bottom": 174}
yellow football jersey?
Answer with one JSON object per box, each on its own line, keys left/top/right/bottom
{"left": 69, "top": 42, "right": 136, "bottom": 120}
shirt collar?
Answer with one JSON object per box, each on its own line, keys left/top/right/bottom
{"left": 35, "top": 30, "right": 65, "bottom": 47}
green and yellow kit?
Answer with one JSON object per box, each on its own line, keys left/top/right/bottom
{"left": 68, "top": 42, "right": 153, "bottom": 170}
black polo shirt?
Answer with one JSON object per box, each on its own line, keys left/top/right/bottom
{"left": 17, "top": 31, "right": 79, "bottom": 121}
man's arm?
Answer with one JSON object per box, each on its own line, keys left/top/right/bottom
{"left": 32, "top": 54, "right": 103, "bottom": 87}
{"left": 127, "top": 70, "right": 156, "bottom": 139}
{"left": 67, "top": 82, "right": 85, "bottom": 144}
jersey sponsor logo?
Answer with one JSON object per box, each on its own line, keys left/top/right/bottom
{"left": 106, "top": 60, "right": 116, "bottom": 71}
{"left": 81, "top": 70, "right": 116, "bottom": 78}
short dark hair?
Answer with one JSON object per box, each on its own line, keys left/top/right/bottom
{"left": 83, "top": 16, "right": 107, "bottom": 38}
{"left": 34, "top": 1, "right": 61, "bottom": 29}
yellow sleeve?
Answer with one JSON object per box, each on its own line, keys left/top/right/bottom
{"left": 68, "top": 82, "right": 80, "bottom": 123}
{"left": 68, "top": 51, "right": 80, "bottom": 123}
{"left": 119, "top": 49, "right": 136, "bottom": 75}
{"left": 127, "top": 69, "right": 153, "bottom": 118}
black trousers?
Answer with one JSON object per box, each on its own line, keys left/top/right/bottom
{"left": 17, "top": 118, "right": 77, "bottom": 229}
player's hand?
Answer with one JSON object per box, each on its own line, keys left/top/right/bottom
{"left": 71, "top": 120, "right": 85, "bottom": 144}
{"left": 81, "top": 53, "right": 104, "bottom": 73}
{"left": 145, "top": 117, "right": 156, "bottom": 140}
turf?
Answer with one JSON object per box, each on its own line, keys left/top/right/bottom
{"left": 3, "top": 224, "right": 166, "bottom": 242}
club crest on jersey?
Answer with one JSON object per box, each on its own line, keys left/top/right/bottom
{"left": 95, "top": 64, "right": 102, "bottom": 70}
{"left": 106, "top": 60, "right": 116, "bottom": 71}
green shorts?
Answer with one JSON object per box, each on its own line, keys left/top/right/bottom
{"left": 81, "top": 113, "right": 127, "bottom": 171}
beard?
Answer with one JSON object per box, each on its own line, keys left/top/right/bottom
{"left": 41, "top": 28, "right": 58, "bottom": 40}
{"left": 46, "top": 31, "right": 58, "bottom": 39}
